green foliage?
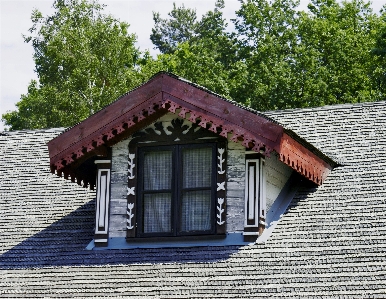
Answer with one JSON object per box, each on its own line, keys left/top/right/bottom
{"left": 371, "top": 6, "right": 386, "bottom": 99}
{"left": 2, "top": 0, "right": 151, "bottom": 130}
{"left": 233, "top": 0, "right": 301, "bottom": 109}
{"left": 151, "top": 0, "right": 384, "bottom": 111}
{"left": 232, "top": 0, "right": 381, "bottom": 109}
{"left": 3, "top": 0, "right": 386, "bottom": 130}
{"left": 151, "top": 3, "right": 198, "bottom": 54}
{"left": 296, "top": 0, "right": 379, "bottom": 106}
{"left": 149, "top": 0, "right": 239, "bottom": 98}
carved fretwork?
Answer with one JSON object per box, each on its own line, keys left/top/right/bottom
{"left": 130, "top": 118, "right": 220, "bottom": 146}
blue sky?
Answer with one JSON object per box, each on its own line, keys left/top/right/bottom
{"left": 0, "top": 0, "right": 384, "bottom": 131}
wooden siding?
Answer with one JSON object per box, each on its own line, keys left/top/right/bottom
{"left": 225, "top": 141, "right": 245, "bottom": 233}
{"left": 110, "top": 137, "right": 131, "bottom": 238}
{"left": 265, "top": 152, "right": 293, "bottom": 213}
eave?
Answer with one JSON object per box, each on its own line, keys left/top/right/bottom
{"left": 47, "top": 72, "right": 335, "bottom": 189}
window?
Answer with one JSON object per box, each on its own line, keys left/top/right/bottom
{"left": 137, "top": 143, "right": 216, "bottom": 237}
{"left": 126, "top": 118, "right": 227, "bottom": 240}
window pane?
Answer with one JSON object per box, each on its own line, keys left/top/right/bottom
{"left": 143, "top": 193, "right": 172, "bottom": 233}
{"left": 143, "top": 150, "right": 172, "bottom": 190}
{"left": 181, "top": 190, "right": 212, "bottom": 232}
{"left": 182, "top": 147, "right": 212, "bottom": 188}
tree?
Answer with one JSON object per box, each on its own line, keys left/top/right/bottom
{"left": 149, "top": 0, "right": 239, "bottom": 98}
{"left": 151, "top": 0, "right": 382, "bottom": 111}
{"left": 150, "top": 3, "right": 198, "bottom": 54}
{"left": 295, "top": 0, "right": 379, "bottom": 106}
{"left": 2, "top": 0, "right": 150, "bottom": 130}
{"left": 371, "top": 6, "right": 386, "bottom": 99}
{"left": 4, "top": 0, "right": 384, "bottom": 131}
{"left": 232, "top": 0, "right": 380, "bottom": 110}
{"left": 232, "top": 0, "right": 301, "bottom": 109}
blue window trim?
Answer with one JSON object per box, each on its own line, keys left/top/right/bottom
{"left": 86, "top": 232, "right": 252, "bottom": 250}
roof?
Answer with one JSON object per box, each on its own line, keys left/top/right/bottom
{"left": 1, "top": 100, "right": 385, "bottom": 297}
{"left": 47, "top": 72, "right": 335, "bottom": 186}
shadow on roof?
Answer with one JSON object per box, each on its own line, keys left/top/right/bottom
{"left": 0, "top": 199, "right": 242, "bottom": 269}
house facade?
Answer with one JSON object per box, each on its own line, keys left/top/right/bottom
{"left": 0, "top": 73, "right": 385, "bottom": 297}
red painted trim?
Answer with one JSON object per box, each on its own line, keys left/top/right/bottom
{"left": 277, "top": 133, "right": 332, "bottom": 185}
{"left": 161, "top": 94, "right": 279, "bottom": 155}
{"left": 48, "top": 73, "right": 334, "bottom": 187}
{"left": 48, "top": 91, "right": 165, "bottom": 170}
{"left": 48, "top": 75, "right": 164, "bottom": 159}
{"left": 161, "top": 76, "right": 283, "bottom": 143}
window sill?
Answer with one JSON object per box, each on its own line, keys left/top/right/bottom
{"left": 128, "top": 234, "right": 225, "bottom": 243}
{"left": 86, "top": 233, "right": 252, "bottom": 250}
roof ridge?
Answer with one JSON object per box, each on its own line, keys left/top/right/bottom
{"left": 1, "top": 128, "right": 65, "bottom": 136}
{"left": 56, "top": 72, "right": 281, "bottom": 137}
{"left": 157, "top": 72, "right": 281, "bottom": 125}
{"left": 264, "top": 100, "right": 386, "bottom": 115}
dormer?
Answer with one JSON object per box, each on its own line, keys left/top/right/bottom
{"left": 47, "top": 72, "right": 336, "bottom": 248}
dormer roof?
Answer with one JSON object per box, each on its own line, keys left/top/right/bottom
{"left": 47, "top": 72, "right": 337, "bottom": 188}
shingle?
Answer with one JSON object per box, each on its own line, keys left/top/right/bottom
{"left": 1, "top": 102, "right": 386, "bottom": 297}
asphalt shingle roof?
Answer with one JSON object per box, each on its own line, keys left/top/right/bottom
{"left": 1, "top": 101, "right": 386, "bottom": 298}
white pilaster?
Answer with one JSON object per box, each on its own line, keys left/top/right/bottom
{"left": 94, "top": 160, "right": 111, "bottom": 246}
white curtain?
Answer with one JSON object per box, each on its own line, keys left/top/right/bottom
{"left": 181, "top": 147, "right": 212, "bottom": 231}
{"left": 142, "top": 147, "right": 213, "bottom": 233}
{"left": 181, "top": 190, "right": 211, "bottom": 231}
{"left": 143, "top": 193, "right": 171, "bottom": 233}
{"left": 143, "top": 150, "right": 172, "bottom": 233}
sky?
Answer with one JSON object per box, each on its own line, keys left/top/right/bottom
{"left": 0, "top": 0, "right": 385, "bottom": 131}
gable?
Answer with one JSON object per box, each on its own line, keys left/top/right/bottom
{"left": 47, "top": 72, "right": 335, "bottom": 188}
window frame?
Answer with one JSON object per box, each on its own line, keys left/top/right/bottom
{"left": 126, "top": 118, "right": 227, "bottom": 241}
{"left": 136, "top": 142, "right": 217, "bottom": 238}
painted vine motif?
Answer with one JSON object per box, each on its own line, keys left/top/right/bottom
{"left": 126, "top": 152, "right": 137, "bottom": 234}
